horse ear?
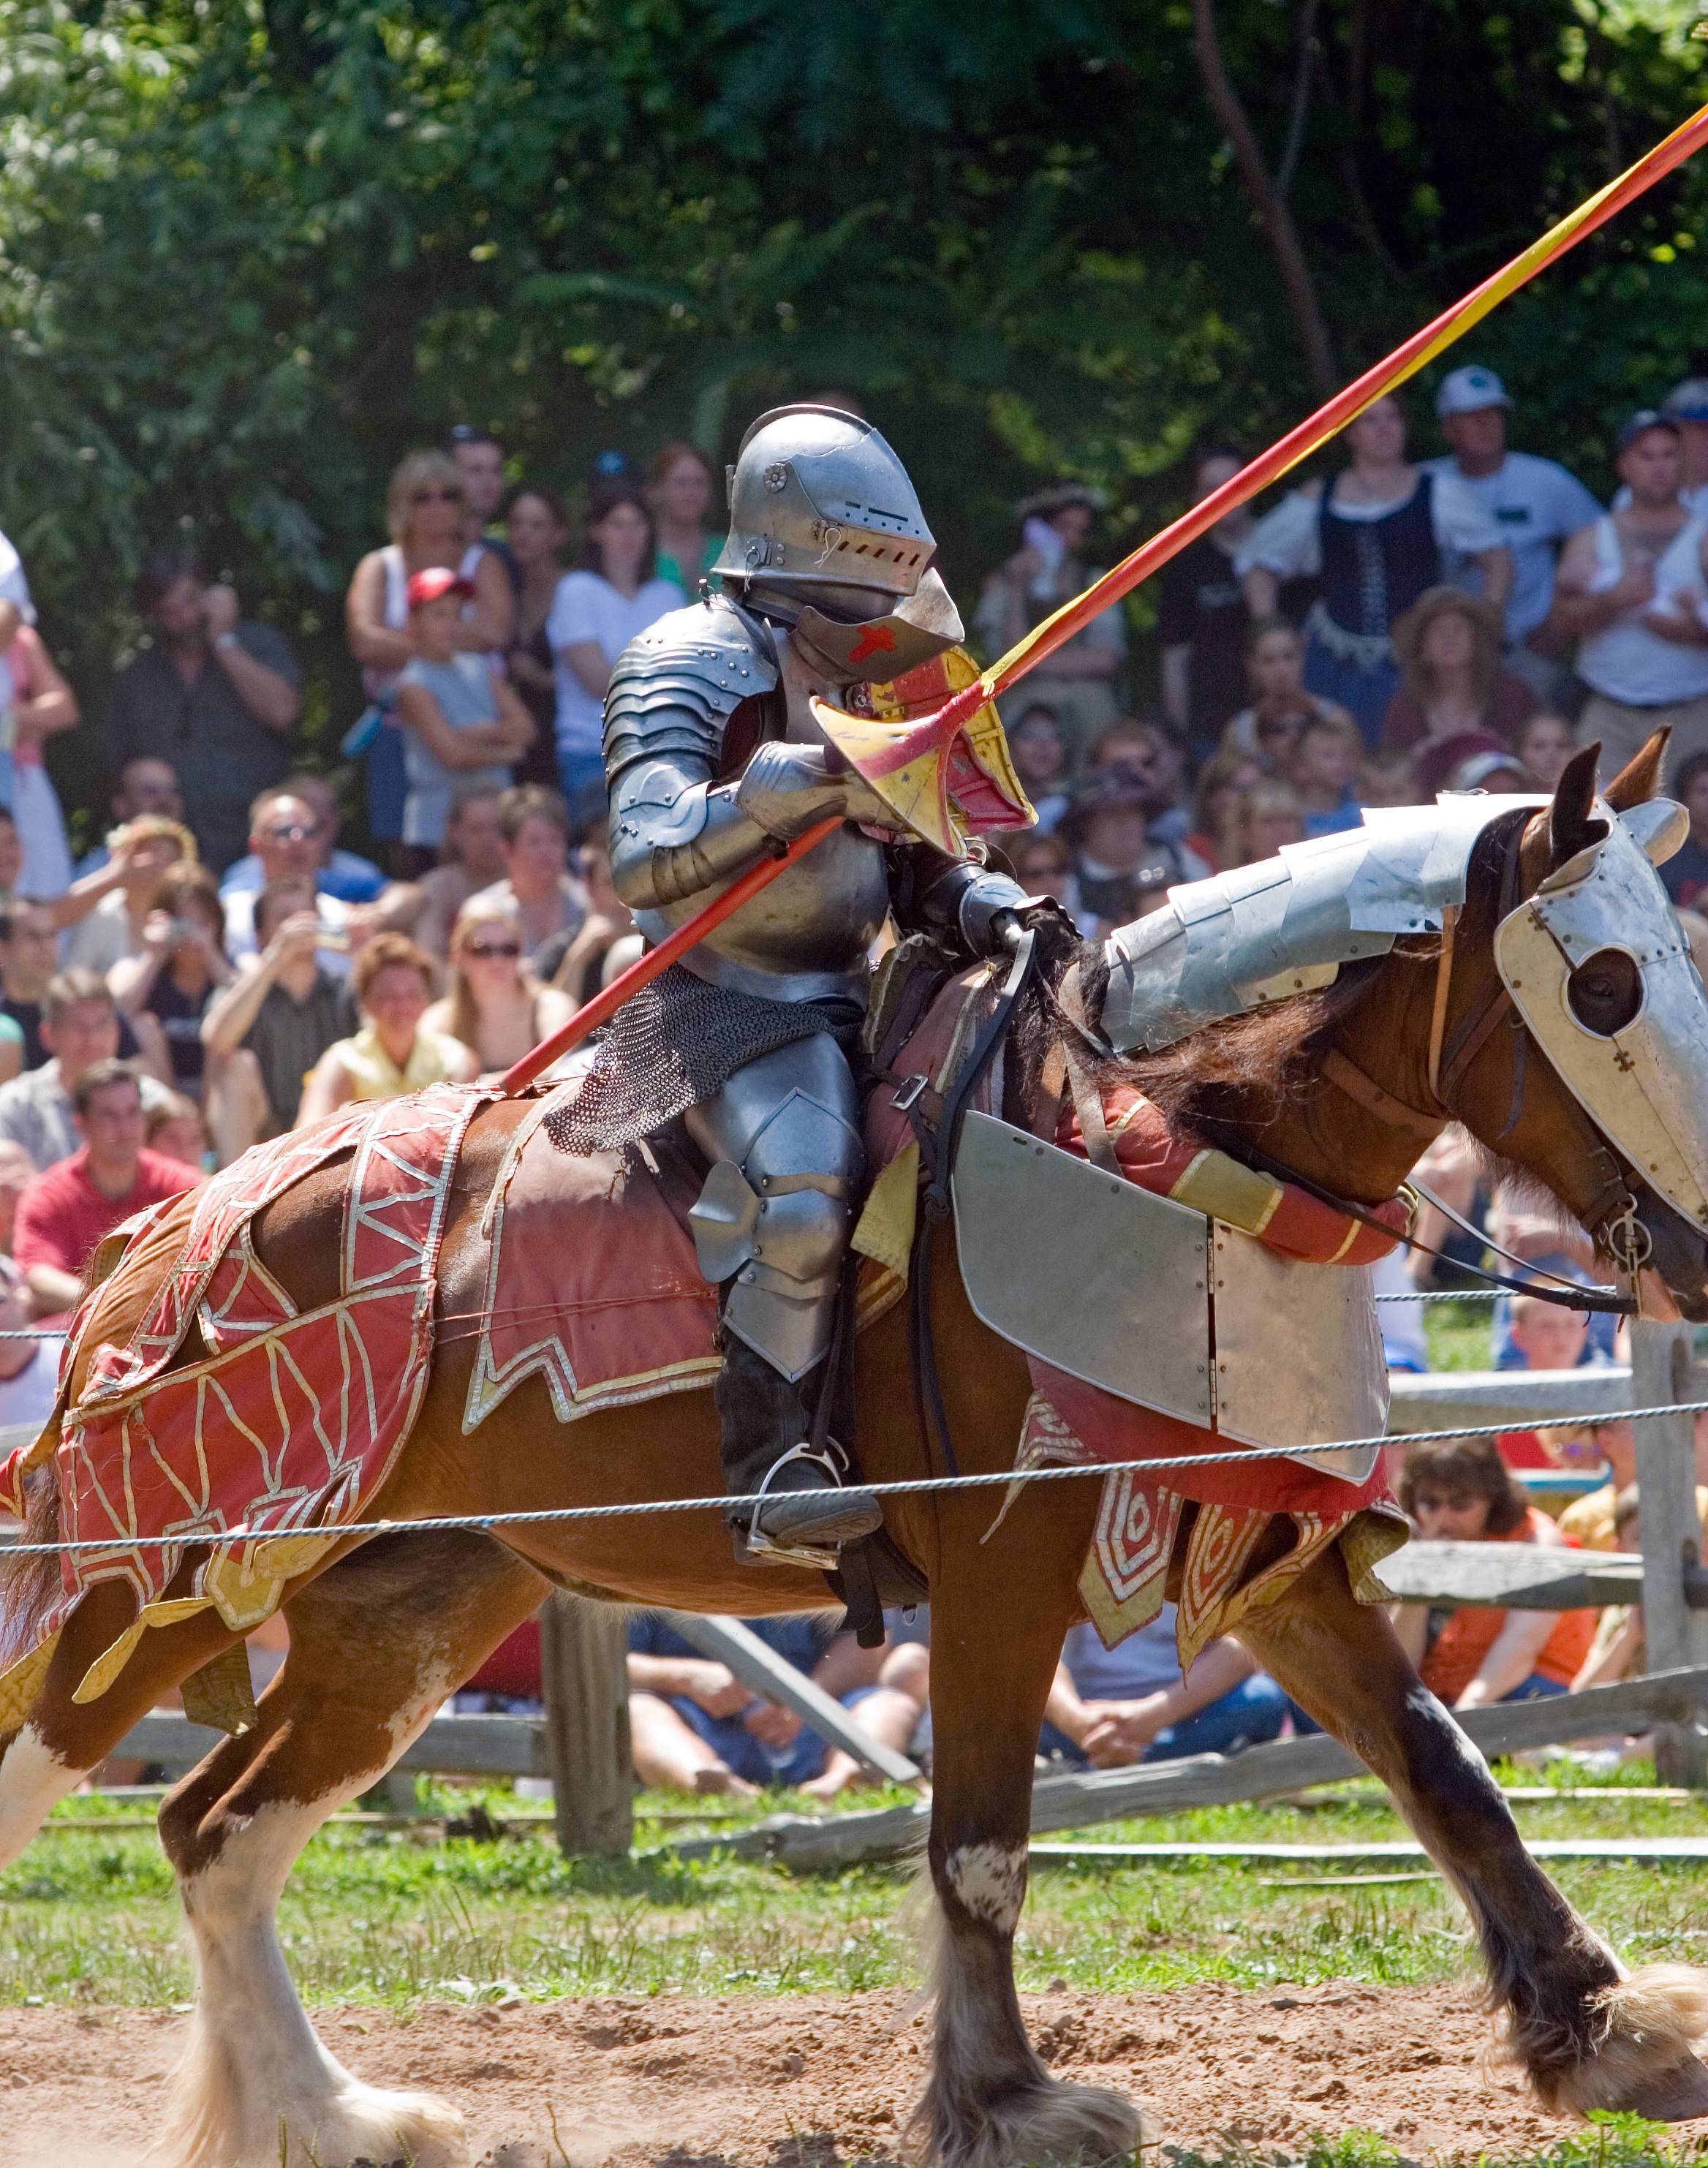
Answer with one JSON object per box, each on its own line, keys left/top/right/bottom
{"left": 1549, "top": 742, "right": 1606, "bottom": 867}
{"left": 1603, "top": 726, "right": 1670, "bottom": 812}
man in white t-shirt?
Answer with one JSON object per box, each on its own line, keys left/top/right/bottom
{"left": 1421, "top": 364, "right": 1601, "bottom": 702}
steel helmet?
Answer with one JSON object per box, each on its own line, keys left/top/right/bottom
{"left": 715, "top": 404, "right": 963, "bottom": 679}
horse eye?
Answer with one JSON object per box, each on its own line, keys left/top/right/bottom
{"left": 1566, "top": 948, "right": 1643, "bottom": 1036}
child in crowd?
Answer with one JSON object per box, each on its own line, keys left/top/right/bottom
{"left": 1288, "top": 715, "right": 1363, "bottom": 836}
{"left": 1220, "top": 615, "right": 1358, "bottom": 769}
{"left": 393, "top": 570, "right": 534, "bottom": 872}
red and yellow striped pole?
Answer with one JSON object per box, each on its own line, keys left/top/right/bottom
{"left": 811, "top": 97, "right": 1708, "bottom": 841}
{"left": 505, "top": 99, "right": 1708, "bottom": 1094}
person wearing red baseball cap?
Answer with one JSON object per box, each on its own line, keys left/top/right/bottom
{"left": 392, "top": 568, "right": 535, "bottom": 873}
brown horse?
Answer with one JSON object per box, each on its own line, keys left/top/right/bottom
{"left": 7, "top": 737, "right": 1708, "bottom": 2168}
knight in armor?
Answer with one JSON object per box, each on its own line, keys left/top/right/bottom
{"left": 560, "top": 406, "right": 1040, "bottom": 1565}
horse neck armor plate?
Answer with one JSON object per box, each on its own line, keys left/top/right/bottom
{"left": 1101, "top": 793, "right": 1549, "bottom": 1054}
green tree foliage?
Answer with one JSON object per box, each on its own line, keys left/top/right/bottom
{"left": 0, "top": 0, "right": 1705, "bottom": 812}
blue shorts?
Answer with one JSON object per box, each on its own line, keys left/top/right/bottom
{"left": 1040, "top": 1673, "right": 1288, "bottom": 1768}
{"left": 665, "top": 1683, "right": 883, "bottom": 1788}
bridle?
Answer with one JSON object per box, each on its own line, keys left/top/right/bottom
{"left": 1318, "top": 809, "right": 1647, "bottom": 1309}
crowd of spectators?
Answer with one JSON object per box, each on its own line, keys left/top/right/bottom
{"left": 3, "top": 375, "right": 1707, "bottom": 1790}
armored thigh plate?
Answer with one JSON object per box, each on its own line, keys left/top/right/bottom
{"left": 687, "top": 1036, "right": 864, "bottom": 1382}
{"left": 951, "top": 1113, "right": 1385, "bottom": 1480}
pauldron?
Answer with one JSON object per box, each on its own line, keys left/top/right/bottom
{"left": 602, "top": 594, "right": 780, "bottom": 782}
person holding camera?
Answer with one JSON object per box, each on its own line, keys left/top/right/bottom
{"left": 108, "top": 864, "right": 234, "bottom": 1101}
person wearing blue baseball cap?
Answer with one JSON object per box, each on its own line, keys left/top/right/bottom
{"left": 1549, "top": 410, "right": 1708, "bottom": 784}
{"left": 1421, "top": 365, "right": 1601, "bottom": 703}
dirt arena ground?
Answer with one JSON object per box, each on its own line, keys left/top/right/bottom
{"left": 1, "top": 1976, "right": 1684, "bottom": 2165}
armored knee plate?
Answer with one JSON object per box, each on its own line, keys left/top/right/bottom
{"left": 686, "top": 1038, "right": 864, "bottom": 1383}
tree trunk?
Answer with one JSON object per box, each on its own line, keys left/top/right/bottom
{"left": 1189, "top": 0, "right": 1338, "bottom": 399}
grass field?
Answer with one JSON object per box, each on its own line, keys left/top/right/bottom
{"left": 7, "top": 1773, "right": 1708, "bottom": 2163}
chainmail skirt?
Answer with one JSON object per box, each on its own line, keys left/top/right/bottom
{"left": 546, "top": 963, "right": 864, "bottom": 1155}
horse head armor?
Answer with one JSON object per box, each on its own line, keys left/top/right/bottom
{"left": 1103, "top": 785, "right": 1708, "bottom": 1236}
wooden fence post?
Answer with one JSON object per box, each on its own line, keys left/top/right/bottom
{"left": 1631, "top": 1318, "right": 1708, "bottom": 1786}
{"left": 537, "top": 1592, "right": 633, "bottom": 1854}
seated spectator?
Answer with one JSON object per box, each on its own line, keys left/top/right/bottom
{"left": 538, "top": 833, "right": 637, "bottom": 1003}
{"left": 1220, "top": 777, "right": 1304, "bottom": 868}
{"left": 73, "top": 755, "right": 184, "bottom": 879}
{"left": 994, "top": 831, "right": 1091, "bottom": 936}
{"left": 1182, "top": 747, "right": 1263, "bottom": 872}
{"left": 1220, "top": 616, "right": 1359, "bottom": 771}
{"left": 1381, "top": 588, "right": 1537, "bottom": 793}
{"left": 1572, "top": 1488, "right": 1648, "bottom": 1693}
{"left": 422, "top": 896, "right": 573, "bottom": 1075}
{"left": 12, "top": 1060, "right": 197, "bottom": 1318}
{"left": 222, "top": 787, "right": 413, "bottom": 973}
{"left": 0, "top": 1139, "right": 34, "bottom": 1255}
{"left": 413, "top": 784, "right": 509, "bottom": 959}
{"left": 1087, "top": 719, "right": 1198, "bottom": 855}
{"left": 1554, "top": 1419, "right": 1708, "bottom": 1556}
{"left": 1516, "top": 712, "right": 1576, "bottom": 793}
{"left": 146, "top": 1091, "right": 211, "bottom": 1171}
{"left": 1359, "top": 749, "right": 1424, "bottom": 807}
{"left": 625, "top": 1613, "right": 902, "bottom": 1796}
{"left": 1008, "top": 705, "right": 1070, "bottom": 832}
{"left": 0, "top": 971, "right": 172, "bottom": 1171}
{"left": 110, "top": 866, "right": 233, "bottom": 1101}
{"left": 977, "top": 483, "right": 1126, "bottom": 774}
{"left": 297, "top": 934, "right": 475, "bottom": 1124}
{"left": 393, "top": 569, "right": 535, "bottom": 873}
{"left": 1393, "top": 1436, "right": 1595, "bottom": 1710}
{"left": 1288, "top": 715, "right": 1364, "bottom": 837}
{"left": 107, "top": 552, "right": 303, "bottom": 877}
{"left": 1057, "top": 772, "right": 1179, "bottom": 931}
{"left": 201, "top": 875, "right": 359, "bottom": 1161}
{"left": 0, "top": 1255, "right": 61, "bottom": 1429}
{"left": 218, "top": 772, "right": 388, "bottom": 905}
{"left": 1042, "top": 1609, "right": 1286, "bottom": 1767}
{"left": 1493, "top": 1292, "right": 1602, "bottom": 1470}
{"left": 1661, "top": 750, "right": 1708, "bottom": 910}
{"left": 63, "top": 816, "right": 196, "bottom": 977}
{"left": 1, "top": 613, "right": 78, "bottom": 897}
{"left": 469, "top": 785, "right": 589, "bottom": 962}
{"left": 0, "top": 901, "right": 58, "bottom": 1070}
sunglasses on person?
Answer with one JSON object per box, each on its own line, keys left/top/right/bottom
{"left": 1258, "top": 718, "right": 1300, "bottom": 740}
{"left": 464, "top": 938, "right": 522, "bottom": 959}
{"left": 261, "top": 821, "right": 320, "bottom": 844}
{"left": 411, "top": 485, "right": 464, "bottom": 504}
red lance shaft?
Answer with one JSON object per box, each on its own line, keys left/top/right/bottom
{"left": 501, "top": 98, "right": 1708, "bottom": 1098}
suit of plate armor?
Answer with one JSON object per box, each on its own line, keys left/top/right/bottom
{"left": 600, "top": 406, "right": 1031, "bottom": 1563}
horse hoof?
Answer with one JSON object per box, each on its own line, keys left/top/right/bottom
{"left": 1620, "top": 2055, "right": 1708, "bottom": 2123}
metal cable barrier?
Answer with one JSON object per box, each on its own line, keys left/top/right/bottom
{"left": 2, "top": 1395, "right": 1706, "bottom": 1559}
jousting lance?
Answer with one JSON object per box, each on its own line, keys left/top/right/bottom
{"left": 503, "top": 96, "right": 1708, "bottom": 1098}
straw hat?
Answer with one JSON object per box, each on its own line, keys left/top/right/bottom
{"left": 1391, "top": 584, "right": 1506, "bottom": 673}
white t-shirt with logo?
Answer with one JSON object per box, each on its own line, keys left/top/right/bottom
{"left": 546, "top": 573, "right": 685, "bottom": 761}
{"left": 1421, "top": 452, "right": 1602, "bottom": 641}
